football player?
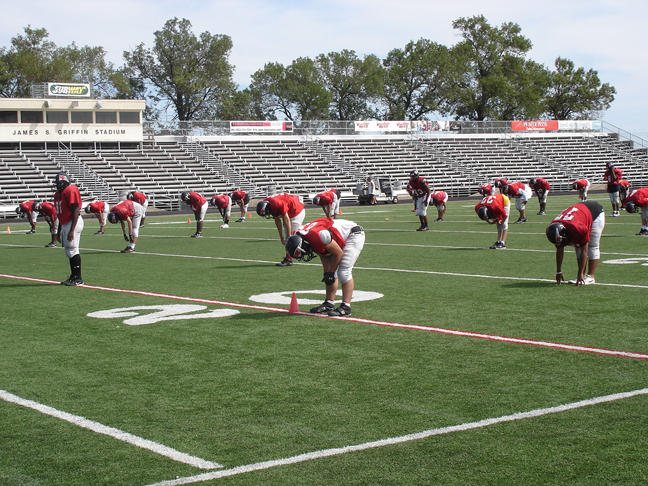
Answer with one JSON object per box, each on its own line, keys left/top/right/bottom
{"left": 503, "top": 181, "right": 532, "bottom": 223}
{"left": 256, "top": 193, "right": 305, "bottom": 266}
{"left": 32, "top": 201, "right": 58, "bottom": 247}
{"left": 408, "top": 170, "right": 431, "bottom": 231}
{"left": 571, "top": 179, "right": 590, "bottom": 201}
{"left": 15, "top": 199, "right": 37, "bottom": 233}
{"left": 230, "top": 190, "right": 250, "bottom": 222}
{"left": 53, "top": 173, "right": 84, "bottom": 286}
{"left": 529, "top": 177, "right": 551, "bottom": 215}
{"left": 181, "top": 191, "right": 208, "bottom": 237}
{"left": 622, "top": 187, "right": 648, "bottom": 236}
{"left": 107, "top": 199, "right": 145, "bottom": 253}
{"left": 478, "top": 183, "right": 494, "bottom": 197}
{"left": 475, "top": 193, "right": 510, "bottom": 249}
{"left": 313, "top": 188, "right": 340, "bottom": 219}
{"left": 285, "top": 218, "right": 365, "bottom": 316}
{"left": 84, "top": 200, "right": 109, "bottom": 234}
{"left": 210, "top": 194, "right": 232, "bottom": 228}
{"left": 546, "top": 201, "right": 605, "bottom": 286}
{"left": 430, "top": 190, "right": 448, "bottom": 222}
{"left": 604, "top": 162, "right": 623, "bottom": 216}
{"left": 127, "top": 191, "right": 148, "bottom": 226}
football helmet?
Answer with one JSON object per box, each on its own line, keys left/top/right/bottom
{"left": 312, "top": 196, "right": 321, "bottom": 206}
{"left": 285, "top": 234, "right": 315, "bottom": 262}
{"left": 31, "top": 202, "right": 42, "bottom": 213}
{"left": 126, "top": 192, "right": 135, "bottom": 200}
{"left": 546, "top": 222, "right": 570, "bottom": 246}
{"left": 572, "top": 183, "right": 578, "bottom": 190}
{"left": 256, "top": 200, "right": 273, "bottom": 218}
{"left": 625, "top": 201, "right": 638, "bottom": 213}
{"left": 529, "top": 178, "right": 537, "bottom": 187}
{"left": 107, "top": 212, "right": 119, "bottom": 224}
{"left": 55, "top": 172, "right": 71, "bottom": 192}
{"left": 180, "top": 191, "right": 190, "bottom": 203}
{"left": 501, "top": 184, "right": 510, "bottom": 195}
{"left": 477, "top": 206, "right": 491, "bottom": 221}
{"left": 409, "top": 169, "right": 419, "bottom": 180}
{"left": 210, "top": 196, "right": 218, "bottom": 206}
{"left": 84, "top": 205, "right": 92, "bottom": 214}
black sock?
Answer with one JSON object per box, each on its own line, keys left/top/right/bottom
{"left": 70, "top": 254, "right": 81, "bottom": 279}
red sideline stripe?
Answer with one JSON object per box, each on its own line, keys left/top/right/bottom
{"left": 3, "top": 273, "right": 648, "bottom": 361}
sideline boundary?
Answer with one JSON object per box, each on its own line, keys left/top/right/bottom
{"left": 2, "top": 273, "right": 648, "bottom": 361}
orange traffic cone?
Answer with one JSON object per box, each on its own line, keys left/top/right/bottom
{"left": 6, "top": 226, "right": 11, "bottom": 234}
{"left": 188, "top": 217, "right": 191, "bottom": 223}
{"left": 339, "top": 208, "right": 343, "bottom": 215}
{"left": 289, "top": 292, "right": 299, "bottom": 314}
{"left": 247, "top": 213, "right": 252, "bottom": 219}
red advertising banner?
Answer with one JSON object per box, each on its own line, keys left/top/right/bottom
{"left": 511, "top": 120, "right": 559, "bottom": 132}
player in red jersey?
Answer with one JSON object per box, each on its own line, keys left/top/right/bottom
{"left": 529, "top": 177, "right": 551, "bottom": 215}
{"left": 478, "top": 183, "right": 494, "bottom": 196}
{"left": 408, "top": 170, "right": 431, "bottom": 231}
{"left": 127, "top": 191, "right": 148, "bottom": 226}
{"left": 108, "top": 199, "right": 145, "bottom": 253}
{"left": 546, "top": 201, "right": 605, "bottom": 286}
{"left": 84, "top": 200, "right": 109, "bottom": 234}
{"left": 285, "top": 218, "right": 365, "bottom": 316}
{"left": 475, "top": 193, "right": 510, "bottom": 249}
{"left": 493, "top": 178, "right": 508, "bottom": 193}
{"left": 230, "top": 190, "right": 250, "bottom": 222}
{"left": 256, "top": 193, "right": 306, "bottom": 266}
{"left": 16, "top": 199, "right": 37, "bottom": 233}
{"left": 619, "top": 179, "right": 631, "bottom": 203}
{"left": 32, "top": 201, "right": 58, "bottom": 247}
{"left": 504, "top": 182, "right": 532, "bottom": 223}
{"left": 430, "top": 190, "right": 448, "bottom": 222}
{"left": 210, "top": 194, "right": 232, "bottom": 228}
{"left": 571, "top": 179, "right": 590, "bottom": 201}
{"left": 313, "top": 188, "right": 340, "bottom": 219}
{"left": 53, "top": 173, "right": 84, "bottom": 285}
{"left": 604, "top": 162, "right": 623, "bottom": 216}
{"left": 622, "top": 187, "right": 648, "bottom": 236}
{"left": 181, "top": 191, "right": 208, "bottom": 237}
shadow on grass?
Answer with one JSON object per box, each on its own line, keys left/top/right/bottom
{"left": 501, "top": 281, "right": 555, "bottom": 289}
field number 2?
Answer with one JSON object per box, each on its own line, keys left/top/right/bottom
{"left": 87, "top": 305, "right": 240, "bottom": 326}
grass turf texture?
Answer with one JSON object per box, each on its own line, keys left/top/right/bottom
{"left": 1, "top": 194, "right": 648, "bottom": 485}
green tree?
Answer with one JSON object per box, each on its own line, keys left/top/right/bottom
{"left": 445, "top": 15, "right": 547, "bottom": 120}
{"left": 543, "top": 57, "right": 616, "bottom": 120}
{"left": 123, "top": 17, "right": 235, "bottom": 121}
{"left": 380, "top": 38, "right": 450, "bottom": 120}
{"left": 316, "top": 49, "right": 382, "bottom": 120}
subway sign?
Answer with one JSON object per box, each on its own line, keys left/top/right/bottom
{"left": 47, "top": 83, "right": 91, "bottom": 98}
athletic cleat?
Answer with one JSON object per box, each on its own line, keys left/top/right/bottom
{"left": 583, "top": 275, "right": 596, "bottom": 285}
{"left": 435, "top": 218, "right": 443, "bottom": 222}
{"left": 328, "top": 303, "right": 352, "bottom": 317}
{"left": 94, "top": 230, "right": 104, "bottom": 235}
{"left": 220, "top": 224, "right": 229, "bottom": 228}
{"left": 276, "top": 258, "right": 293, "bottom": 267}
{"left": 45, "top": 242, "right": 57, "bottom": 248}
{"left": 121, "top": 246, "right": 135, "bottom": 253}
{"left": 566, "top": 277, "right": 578, "bottom": 284}
{"left": 310, "top": 301, "right": 335, "bottom": 314}
{"left": 513, "top": 217, "right": 528, "bottom": 224}
{"left": 191, "top": 232, "right": 202, "bottom": 238}
{"left": 416, "top": 226, "right": 429, "bottom": 231}
{"left": 537, "top": 211, "right": 546, "bottom": 215}
{"left": 489, "top": 241, "right": 500, "bottom": 249}
{"left": 236, "top": 217, "right": 245, "bottom": 223}
{"left": 635, "top": 229, "right": 648, "bottom": 236}
{"left": 27, "top": 229, "right": 35, "bottom": 234}
{"left": 495, "top": 242, "right": 506, "bottom": 249}
{"left": 61, "top": 276, "right": 83, "bottom": 286}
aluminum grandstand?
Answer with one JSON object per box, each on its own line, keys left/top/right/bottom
{"left": 1, "top": 86, "right": 648, "bottom": 217}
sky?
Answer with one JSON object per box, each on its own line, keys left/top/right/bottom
{"left": 1, "top": 0, "right": 646, "bottom": 137}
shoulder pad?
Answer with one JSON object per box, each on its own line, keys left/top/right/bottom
{"left": 319, "top": 229, "right": 332, "bottom": 245}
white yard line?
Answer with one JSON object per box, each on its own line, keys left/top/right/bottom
{"left": 143, "top": 387, "right": 648, "bottom": 485}
{"left": 0, "top": 390, "right": 222, "bottom": 470}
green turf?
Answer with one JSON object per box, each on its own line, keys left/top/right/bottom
{"left": 1, "top": 194, "right": 647, "bottom": 485}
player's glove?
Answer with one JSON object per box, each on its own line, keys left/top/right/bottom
{"left": 123, "top": 233, "right": 129, "bottom": 242}
{"left": 322, "top": 272, "right": 336, "bottom": 286}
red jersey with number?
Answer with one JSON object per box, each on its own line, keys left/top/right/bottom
{"left": 187, "top": 192, "right": 207, "bottom": 212}
{"left": 532, "top": 178, "right": 550, "bottom": 192}
{"left": 315, "top": 189, "right": 337, "bottom": 206}
{"left": 552, "top": 202, "right": 600, "bottom": 247}
{"left": 212, "top": 194, "right": 231, "bottom": 209}
{"left": 19, "top": 200, "right": 35, "bottom": 214}
{"left": 54, "top": 186, "right": 82, "bottom": 225}
{"left": 604, "top": 168, "right": 622, "bottom": 185}
{"left": 475, "top": 194, "right": 510, "bottom": 224}
{"left": 506, "top": 182, "right": 526, "bottom": 198}
{"left": 87, "top": 201, "right": 106, "bottom": 214}
{"left": 622, "top": 188, "right": 648, "bottom": 208}
{"left": 40, "top": 201, "right": 57, "bottom": 220}
{"left": 230, "top": 190, "right": 247, "bottom": 202}
{"left": 409, "top": 178, "right": 429, "bottom": 198}
{"left": 265, "top": 193, "right": 304, "bottom": 218}
{"left": 111, "top": 200, "right": 136, "bottom": 221}
{"left": 478, "top": 184, "right": 494, "bottom": 196}
{"left": 296, "top": 218, "right": 346, "bottom": 255}
{"left": 431, "top": 191, "right": 448, "bottom": 205}
{"left": 572, "top": 179, "right": 589, "bottom": 190}
{"left": 131, "top": 192, "right": 147, "bottom": 204}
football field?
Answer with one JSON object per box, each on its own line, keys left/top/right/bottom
{"left": 1, "top": 194, "right": 648, "bottom": 485}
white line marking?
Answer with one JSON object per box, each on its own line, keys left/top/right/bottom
{"left": 143, "top": 387, "right": 648, "bottom": 485}
{"left": 2, "top": 273, "right": 647, "bottom": 360}
{"left": 0, "top": 389, "right": 222, "bottom": 470}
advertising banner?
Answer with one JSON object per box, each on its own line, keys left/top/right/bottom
{"left": 0, "top": 124, "right": 143, "bottom": 142}
{"left": 511, "top": 120, "right": 559, "bottom": 132}
{"left": 354, "top": 121, "right": 412, "bottom": 132}
{"left": 230, "top": 121, "right": 293, "bottom": 132}
{"left": 47, "top": 83, "right": 92, "bottom": 98}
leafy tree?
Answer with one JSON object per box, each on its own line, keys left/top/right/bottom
{"left": 445, "top": 15, "right": 544, "bottom": 120}
{"left": 380, "top": 39, "right": 450, "bottom": 120}
{"left": 249, "top": 62, "right": 289, "bottom": 120}
{"left": 316, "top": 50, "right": 382, "bottom": 120}
{"left": 543, "top": 57, "right": 616, "bottom": 120}
{"left": 123, "top": 17, "right": 235, "bottom": 121}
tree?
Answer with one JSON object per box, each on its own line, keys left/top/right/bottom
{"left": 123, "top": 18, "right": 235, "bottom": 121}
{"left": 445, "top": 15, "right": 547, "bottom": 121}
{"left": 316, "top": 50, "right": 382, "bottom": 120}
{"left": 380, "top": 39, "right": 451, "bottom": 120}
{"left": 543, "top": 57, "right": 616, "bottom": 120}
